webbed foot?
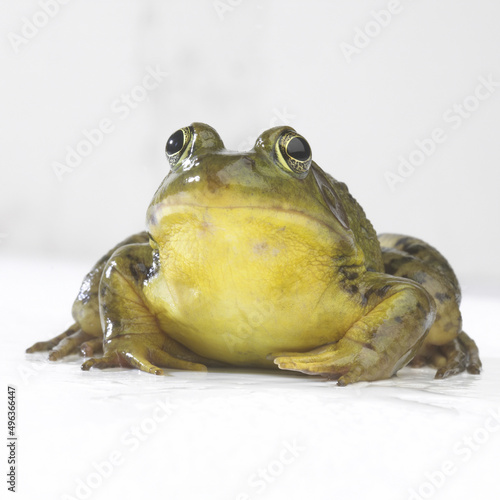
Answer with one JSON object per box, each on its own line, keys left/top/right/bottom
{"left": 81, "top": 334, "right": 209, "bottom": 375}
{"left": 272, "top": 338, "right": 384, "bottom": 386}
{"left": 411, "top": 331, "right": 481, "bottom": 379}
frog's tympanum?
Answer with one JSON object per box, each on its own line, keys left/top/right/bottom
{"left": 27, "top": 123, "right": 482, "bottom": 384}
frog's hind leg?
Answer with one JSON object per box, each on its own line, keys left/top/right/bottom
{"left": 378, "top": 233, "right": 482, "bottom": 378}
{"left": 26, "top": 323, "right": 81, "bottom": 354}
{"left": 26, "top": 323, "right": 94, "bottom": 361}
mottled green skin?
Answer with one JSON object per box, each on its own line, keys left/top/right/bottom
{"left": 26, "top": 123, "right": 481, "bottom": 384}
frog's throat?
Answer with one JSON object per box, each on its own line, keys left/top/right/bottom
{"left": 147, "top": 202, "right": 343, "bottom": 235}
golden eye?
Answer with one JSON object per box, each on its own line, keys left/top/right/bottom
{"left": 165, "top": 126, "right": 193, "bottom": 169}
{"left": 276, "top": 130, "right": 312, "bottom": 177}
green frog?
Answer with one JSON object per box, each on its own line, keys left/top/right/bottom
{"left": 27, "top": 123, "right": 481, "bottom": 384}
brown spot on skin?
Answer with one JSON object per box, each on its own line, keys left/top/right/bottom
{"left": 384, "top": 256, "right": 414, "bottom": 275}
{"left": 405, "top": 244, "right": 426, "bottom": 256}
{"left": 412, "top": 271, "right": 427, "bottom": 284}
{"left": 361, "top": 288, "right": 373, "bottom": 305}
{"left": 395, "top": 237, "right": 412, "bottom": 247}
{"left": 416, "top": 302, "right": 426, "bottom": 314}
{"left": 348, "top": 284, "right": 359, "bottom": 295}
{"left": 253, "top": 242, "right": 269, "bottom": 254}
{"left": 394, "top": 316, "right": 403, "bottom": 323}
{"left": 129, "top": 263, "right": 140, "bottom": 282}
{"left": 435, "top": 292, "right": 451, "bottom": 303}
{"left": 376, "top": 285, "right": 391, "bottom": 297}
{"left": 339, "top": 266, "right": 361, "bottom": 286}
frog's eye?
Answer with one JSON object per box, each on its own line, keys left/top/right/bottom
{"left": 165, "top": 126, "right": 193, "bottom": 170}
{"left": 276, "top": 130, "right": 312, "bottom": 177}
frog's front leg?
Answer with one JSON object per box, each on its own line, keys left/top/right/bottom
{"left": 273, "top": 274, "right": 436, "bottom": 385}
{"left": 81, "top": 243, "right": 209, "bottom": 374}
{"left": 26, "top": 231, "right": 151, "bottom": 360}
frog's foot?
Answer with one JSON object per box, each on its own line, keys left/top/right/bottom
{"left": 81, "top": 335, "right": 208, "bottom": 375}
{"left": 458, "top": 331, "right": 482, "bottom": 374}
{"left": 26, "top": 323, "right": 95, "bottom": 361}
{"left": 412, "top": 331, "right": 481, "bottom": 379}
{"left": 272, "top": 338, "right": 387, "bottom": 386}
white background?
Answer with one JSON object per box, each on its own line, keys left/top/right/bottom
{"left": 1, "top": 1, "right": 500, "bottom": 499}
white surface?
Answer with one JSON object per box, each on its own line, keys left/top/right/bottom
{"left": 2, "top": 2, "right": 500, "bottom": 498}
{"left": 1, "top": 0, "right": 500, "bottom": 285}
{"left": 1, "top": 257, "right": 500, "bottom": 500}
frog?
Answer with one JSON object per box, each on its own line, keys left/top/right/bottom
{"left": 27, "top": 123, "right": 482, "bottom": 385}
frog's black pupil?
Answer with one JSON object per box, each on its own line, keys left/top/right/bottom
{"left": 166, "top": 129, "right": 185, "bottom": 155}
{"left": 287, "top": 136, "right": 311, "bottom": 161}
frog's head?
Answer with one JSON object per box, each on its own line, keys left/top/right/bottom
{"left": 147, "top": 123, "right": 353, "bottom": 259}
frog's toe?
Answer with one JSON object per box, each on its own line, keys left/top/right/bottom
{"left": 149, "top": 349, "right": 208, "bottom": 372}
{"left": 274, "top": 338, "right": 395, "bottom": 384}
{"left": 458, "top": 331, "right": 482, "bottom": 375}
{"left": 428, "top": 332, "right": 482, "bottom": 379}
{"left": 80, "top": 339, "right": 103, "bottom": 357}
{"left": 273, "top": 342, "right": 353, "bottom": 378}
{"left": 81, "top": 350, "right": 165, "bottom": 375}
{"left": 408, "top": 355, "right": 427, "bottom": 368}
{"left": 26, "top": 324, "right": 80, "bottom": 353}
{"left": 81, "top": 342, "right": 207, "bottom": 375}
{"left": 81, "top": 352, "right": 129, "bottom": 371}
{"left": 434, "top": 337, "right": 467, "bottom": 379}
{"left": 337, "top": 367, "right": 365, "bottom": 386}
{"left": 47, "top": 328, "right": 94, "bottom": 361}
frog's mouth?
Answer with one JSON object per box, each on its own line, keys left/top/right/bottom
{"left": 146, "top": 201, "right": 353, "bottom": 266}
{"left": 147, "top": 201, "right": 340, "bottom": 235}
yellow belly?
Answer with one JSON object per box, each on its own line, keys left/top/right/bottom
{"left": 145, "top": 205, "right": 362, "bottom": 366}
